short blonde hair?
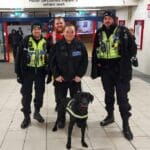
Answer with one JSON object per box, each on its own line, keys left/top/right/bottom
{"left": 54, "top": 16, "right": 65, "bottom": 23}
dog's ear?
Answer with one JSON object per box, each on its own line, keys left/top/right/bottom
{"left": 88, "top": 93, "right": 94, "bottom": 103}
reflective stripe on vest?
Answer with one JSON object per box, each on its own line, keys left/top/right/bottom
{"left": 96, "top": 27, "right": 121, "bottom": 59}
{"left": 66, "top": 100, "right": 88, "bottom": 119}
{"left": 27, "top": 37, "right": 47, "bottom": 67}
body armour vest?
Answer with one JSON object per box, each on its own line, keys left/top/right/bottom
{"left": 27, "top": 37, "right": 47, "bottom": 68}
{"left": 96, "top": 27, "right": 121, "bottom": 59}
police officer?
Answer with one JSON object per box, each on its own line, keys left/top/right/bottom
{"left": 46, "top": 17, "right": 65, "bottom": 111}
{"left": 15, "top": 22, "right": 51, "bottom": 129}
{"left": 50, "top": 24, "right": 88, "bottom": 128}
{"left": 91, "top": 11, "right": 137, "bottom": 140}
{"left": 45, "top": 16, "right": 65, "bottom": 44}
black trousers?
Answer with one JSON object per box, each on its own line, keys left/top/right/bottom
{"left": 12, "top": 44, "right": 18, "bottom": 60}
{"left": 21, "top": 68, "right": 46, "bottom": 115}
{"left": 54, "top": 81, "right": 81, "bottom": 122}
{"left": 101, "top": 66, "right": 131, "bottom": 121}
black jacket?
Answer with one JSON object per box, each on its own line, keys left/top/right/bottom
{"left": 91, "top": 25, "right": 137, "bottom": 81}
{"left": 15, "top": 35, "right": 51, "bottom": 77}
{"left": 50, "top": 38, "right": 88, "bottom": 81}
{"left": 9, "top": 32, "right": 22, "bottom": 46}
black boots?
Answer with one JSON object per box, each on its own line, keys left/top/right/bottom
{"left": 123, "top": 119, "right": 133, "bottom": 140}
{"left": 100, "top": 114, "right": 114, "bottom": 126}
{"left": 55, "top": 104, "right": 58, "bottom": 112}
{"left": 123, "top": 126, "right": 133, "bottom": 140}
{"left": 21, "top": 115, "right": 31, "bottom": 129}
{"left": 33, "top": 110, "right": 45, "bottom": 123}
{"left": 21, "top": 110, "right": 44, "bottom": 129}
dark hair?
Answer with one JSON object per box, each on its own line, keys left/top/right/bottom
{"left": 64, "top": 24, "right": 76, "bottom": 31}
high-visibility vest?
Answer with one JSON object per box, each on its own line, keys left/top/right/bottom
{"left": 27, "top": 37, "right": 47, "bottom": 67}
{"left": 96, "top": 27, "right": 121, "bottom": 59}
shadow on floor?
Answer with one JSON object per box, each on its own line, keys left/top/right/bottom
{"left": 0, "top": 62, "right": 16, "bottom": 79}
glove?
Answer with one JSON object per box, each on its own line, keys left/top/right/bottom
{"left": 131, "top": 56, "right": 138, "bottom": 67}
{"left": 46, "top": 75, "right": 52, "bottom": 84}
{"left": 17, "top": 76, "right": 23, "bottom": 84}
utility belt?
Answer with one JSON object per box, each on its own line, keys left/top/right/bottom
{"left": 99, "top": 58, "right": 121, "bottom": 66}
{"left": 98, "top": 58, "right": 121, "bottom": 72}
{"left": 22, "top": 66, "right": 46, "bottom": 74}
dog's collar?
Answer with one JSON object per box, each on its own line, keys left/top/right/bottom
{"left": 66, "top": 100, "right": 88, "bottom": 119}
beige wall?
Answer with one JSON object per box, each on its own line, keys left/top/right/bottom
{"left": 130, "top": 0, "right": 150, "bottom": 75}
{"left": 116, "top": 0, "right": 150, "bottom": 75}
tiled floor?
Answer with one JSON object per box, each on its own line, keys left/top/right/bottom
{"left": 0, "top": 76, "right": 150, "bottom": 150}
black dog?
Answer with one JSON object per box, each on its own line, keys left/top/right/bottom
{"left": 66, "top": 92, "right": 94, "bottom": 149}
{"left": 52, "top": 92, "right": 94, "bottom": 149}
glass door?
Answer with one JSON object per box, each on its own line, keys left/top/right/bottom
{"left": 0, "top": 23, "right": 6, "bottom": 62}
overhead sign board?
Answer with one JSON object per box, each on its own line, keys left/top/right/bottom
{"left": 0, "top": 0, "right": 138, "bottom": 8}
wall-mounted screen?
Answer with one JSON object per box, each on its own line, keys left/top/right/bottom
{"left": 76, "top": 20, "right": 93, "bottom": 34}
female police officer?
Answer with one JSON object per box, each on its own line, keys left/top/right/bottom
{"left": 50, "top": 24, "right": 88, "bottom": 128}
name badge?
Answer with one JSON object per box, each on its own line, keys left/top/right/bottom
{"left": 72, "top": 51, "right": 81, "bottom": 56}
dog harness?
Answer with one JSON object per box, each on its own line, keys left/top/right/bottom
{"left": 66, "top": 100, "right": 88, "bottom": 119}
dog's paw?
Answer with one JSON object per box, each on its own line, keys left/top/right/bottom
{"left": 66, "top": 143, "right": 71, "bottom": 149}
{"left": 82, "top": 141, "right": 88, "bottom": 148}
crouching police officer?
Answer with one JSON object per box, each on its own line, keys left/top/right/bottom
{"left": 15, "top": 22, "right": 51, "bottom": 129}
{"left": 91, "top": 11, "right": 137, "bottom": 140}
{"left": 50, "top": 24, "right": 88, "bottom": 128}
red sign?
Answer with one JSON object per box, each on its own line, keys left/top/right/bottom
{"left": 147, "top": 4, "right": 150, "bottom": 10}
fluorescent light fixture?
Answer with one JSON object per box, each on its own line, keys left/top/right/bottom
{"left": 14, "top": 8, "right": 24, "bottom": 12}
{"left": 21, "top": 13, "right": 28, "bottom": 17}
{"left": 75, "top": 8, "right": 100, "bottom": 11}
{"left": 10, "top": 13, "right": 15, "bottom": 17}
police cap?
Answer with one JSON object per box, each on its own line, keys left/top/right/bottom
{"left": 103, "top": 10, "right": 116, "bottom": 20}
{"left": 31, "top": 21, "right": 42, "bottom": 31}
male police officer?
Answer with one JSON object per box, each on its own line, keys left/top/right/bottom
{"left": 46, "top": 16, "right": 65, "bottom": 44}
{"left": 15, "top": 22, "right": 50, "bottom": 129}
{"left": 91, "top": 11, "right": 137, "bottom": 140}
{"left": 46, "top": 17, "right": 65, "bottom": 111}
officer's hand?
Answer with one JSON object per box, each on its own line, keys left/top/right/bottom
{"left": 17, "top": 76, "right": 23, "bottom": 84}
{"left": 55, "top": 76, "right": 64, "bottom": 82}
{"left": 131, "top": 57, "right": 138, "bottom": 67}
{"left": 73, "top": 76, "right": 81, "bottom": 83}
{"left": 46, "top": 75, "right": 52, "bottom": 84}
{"left": 97, "top": 64, "right": 101, "bottom": 67}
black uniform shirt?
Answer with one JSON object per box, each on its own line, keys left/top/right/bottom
{"left": 51, "top": 38, "right": 88, "bottom": 81}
